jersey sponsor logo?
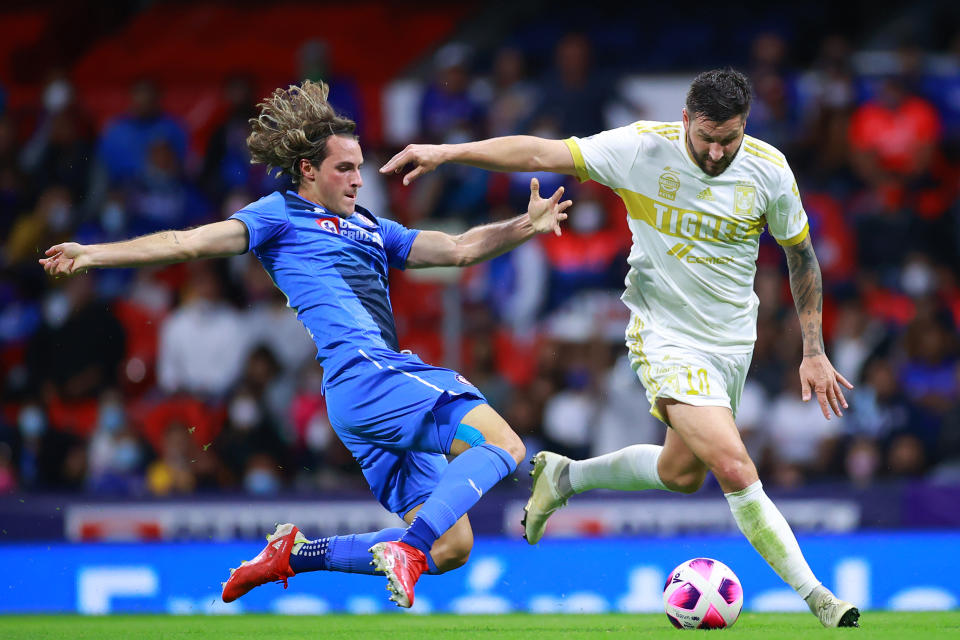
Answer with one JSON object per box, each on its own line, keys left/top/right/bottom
{"left": 733, "top": 183, "right": 756, "bottom": 216}
{"left": 617, "top": 189, "right": 763, "bottom": 245}
{"left": 315, "top": 217, "right": 384, "bottom": 248}
{"left": 658, "top": 169, "right": 681, "bottom": 201}
{"left": 696, "top": 187, "right": 715, "bottom": 201}
{"left": 667, "top": 243, "right": 694, "bottom": 260}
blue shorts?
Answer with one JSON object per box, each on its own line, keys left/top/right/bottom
{"left": 324, "top": 349, "right": 487, "bottom": 516}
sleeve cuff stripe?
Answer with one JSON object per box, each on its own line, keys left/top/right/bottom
{"left": 563, "top": 138, "right": 589, "bottom": 183}
{"left": 776, "top": 223, "right": 809, "bottom": 246}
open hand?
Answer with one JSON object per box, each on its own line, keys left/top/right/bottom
{"left": 39, "top": 242, "right": 90, "bottom": 277}
{"left": 526, "top": 178, "right": 572, "bottom": 236}
{"left": 799, "top": 353, "right": 854, "bottom": 420}
{"left": 380, "top": 144, "right": 447, "bottom": 186}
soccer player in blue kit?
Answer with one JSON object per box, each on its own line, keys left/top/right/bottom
{"left": 39, "top": 80, "right": 571, "bottom": 608}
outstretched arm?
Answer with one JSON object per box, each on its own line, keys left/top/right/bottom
{"left": 783, "top": 235, "right": 853, "bottom": 419}
{"left": 39, "top": 219, "right": 249, "bottom": 276}
{"left": 380, "top": 136, "right": 576, "bottom": 185}
{"left": 406, "top": 178, "right": 571, "bottom": 269}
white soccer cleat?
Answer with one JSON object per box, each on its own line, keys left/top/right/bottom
{"left": 522, "top": 451, "right": 572, "bottom": 544}
{"left": 806, "top": 585, "right": 860, "bottom": 628}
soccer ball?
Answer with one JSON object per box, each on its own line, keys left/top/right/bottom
{"left": 662, "top": 558, "right": 743, "bottom": 629}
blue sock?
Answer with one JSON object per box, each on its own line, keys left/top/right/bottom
{"left": 400, "top": 443, "right": 516, "bottom": 555}
{"left": 289, "top": 527, "right": 405, "bottom": 575}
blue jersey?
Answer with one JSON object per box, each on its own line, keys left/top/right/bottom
{"left": 231, "top": 190, "right": 487, "bottom": 514}
{"left": 230, "top": 190, "right": 419, "bottom": 381}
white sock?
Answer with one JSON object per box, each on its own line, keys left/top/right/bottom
{"left": 568, "top": 444, "right": 669, "bottom": 493}
{"left": 725, "top": 480, "right": 820, "bottom": 599}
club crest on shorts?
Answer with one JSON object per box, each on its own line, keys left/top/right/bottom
{"left": 658, "top": 168, "right": 681, "bottom": 201}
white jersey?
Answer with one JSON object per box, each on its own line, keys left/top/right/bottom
{"left": 565, "top": 120, "right": 809, "bottom": 354}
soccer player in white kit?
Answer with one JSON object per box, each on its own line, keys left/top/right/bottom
{"left": 381, "top": 69, "right": 859, "bottom": 627}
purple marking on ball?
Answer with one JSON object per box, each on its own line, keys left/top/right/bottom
{"left": 668, "top": 582, "right": 701, "bottom": 610}
{"left": 666, "top": 613, "right": 684, "bottom": 629}
{"left": 688, "top": 558, "right": 715, "bottom": 581}
{"left": 718, "top": 577, "right": 742, "bottom": 605}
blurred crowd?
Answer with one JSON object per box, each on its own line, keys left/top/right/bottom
{"left": 2, "top": 26, "right": 960, "bottom": 499}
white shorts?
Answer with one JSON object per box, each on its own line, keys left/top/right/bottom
{"left": 624, "top": 314, "right": 753, "bottom": 425}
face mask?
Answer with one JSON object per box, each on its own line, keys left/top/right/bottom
{"left": 101, "top": 202, "right": 126, "bottom": 235}
{"left": 43, "top": 80, "right": 72, "bottom": 113}
{"left": 43, "top": 291, "right": 71, "bottom": 328}
{"left": 18, "top": 406, "right": 46, "bottom": 438}
{"left": 98, "top": 405, "right": 126, "bottom": 433}
{"left": 47, "top": 203, "right": 72, "bottom": 232}
{"left": 901, "top": 261, "right": 934, "bottom": 297}
{"left": 229, "top": 397, "right": 261, "bottom": 430}
{"left": 244, "top": 469, "right": 279, "bottom": 495}
{"left": 571, "top": 201, "right": 604, "bottom": 233}
{"left": 112, "top": 440, "right": 140, "bottom": 472}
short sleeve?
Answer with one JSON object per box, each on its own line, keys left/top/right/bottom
{"left": 379, "top": 217, "right": 420, "bottom": 270}
{"left": 565, "top": 123, "right": 646, "bottom": 189}
{"left": 228, "top": 193, "right": 290, "bottom": 251}
{"left": 766, "top": 164, "right": 809, "bottom": 246}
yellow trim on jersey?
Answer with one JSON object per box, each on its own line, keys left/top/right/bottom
{"left": 636, "top": 122, "right": 680, "bottom": 140}
{"left": 615, "top": 188, "right": 765, "bottom": 243}
{"left": 743, "top": 141, "right": 785, "bottom": 168}
{"left": 775, "top": 223, "right": 809, "bottom": 246}
{"left": 563, "top": 138, "right": 589, "bottom": 183}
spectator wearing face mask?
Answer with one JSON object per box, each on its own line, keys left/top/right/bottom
{"left": 539, "top": 182, "right": 630, "bottom": 312}
{"left": 213, "top": 386, "right": 288, "bottom": 489}
{"left": 87, "top": 389, "right": 146, "bottom": 495}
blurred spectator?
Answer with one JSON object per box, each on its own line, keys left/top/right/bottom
{"left": 5, "top": 184, "right": 77, "bottom": 267}
{"left": 849, "top": 356, "right": 916, "bottom": 442}
{"left": 86, "top": 389, "right": 145, "bottom": 495}
{"left": 19, "top": 72, "right": 93, "bottom": 197}
{"left": 215, "top": 386, "right": 287, "bottom": 488}
{"left": 146, "top": 423, "right": 200, "bottom": 496}
{"left": 12, "top": 401, "right": 84, "bottom": 490}
{"left": 239, "top": 255, "right": 316, "bottom": 373}
{"left": 95, "top": 79, "right": 188, "bottom": 185}
{"left": 482, "top": 47, "right": 536, "bottom": 137}
{"left": 125, "top": 139, "right": 209, "bottom": 235}
{"left": 299, "top": 39, "right": 364, "bottom": 131}
{"left": 419, "top": 43, "right": 485, "bottom": 144}
{"left": 528, "top": 33, "right": 616, "bottom": 137}
{"left": 848, "top": 75, "right": 942, "bottom": 213}
{"left": 765, "top": 369, "right": 842, "bottom": 487}
{"left": 157, "top": 263, "right": 250, "bottom": 397}
{"left": 25, "top": 276, "right": 125, "bottom": 401}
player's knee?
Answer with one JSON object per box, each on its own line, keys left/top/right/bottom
{"left": 711, "top": 457, "right": 757, "bottom": 490}
{"left": 662, "top": 470, "right": 705, "bottom": 494}
{"left": 432, "top": 536, "right": 472, "bottom": 572}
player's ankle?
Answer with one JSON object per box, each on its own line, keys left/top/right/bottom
{"left": 557, "top": 460, "right": 574, "bottom": 498}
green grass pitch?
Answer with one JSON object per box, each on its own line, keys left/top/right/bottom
{"left": 1, "top": 612, "right": 958, "bottom": 639}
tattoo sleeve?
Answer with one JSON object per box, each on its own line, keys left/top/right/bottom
{"left": 783, "top": 235, "right": 824, "bottom": 357}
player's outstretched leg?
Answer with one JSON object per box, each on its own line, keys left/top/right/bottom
{"left": 523, "top": 444, "right": 672, "bottom": 543}
{"left": 221, "top": 524, "right": 409, "bottom": 602}
{"left": 372, "top": 404, "right": 522, "bottom": 608}
{"left": 663, "top": 401, "right": 860, "bottom": 628}
{"left": 221, "top": 523, "right": 299, "bottom": 602}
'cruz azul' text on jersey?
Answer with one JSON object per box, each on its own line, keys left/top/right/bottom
{"left": 229, "top": 191, "right": 420, "bottom": 385}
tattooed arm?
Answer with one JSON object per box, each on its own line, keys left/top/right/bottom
{"left": 783, "top": 235, "right": 854, "bottom": 419}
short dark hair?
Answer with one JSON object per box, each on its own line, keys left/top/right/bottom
{"left": 685, "top": 68, "right": 752, "bottom": 123}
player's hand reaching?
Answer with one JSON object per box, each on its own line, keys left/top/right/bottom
{"left": 525, "top": 178, "right": 571, "bottom": 237}
{"left": 39, "top": 242, "right": 92, "bottom": 277}
{"left": 380, "top": 144, "right": 447, "bottom": 185}
{"left": 799, "top": 353, "right": 853, "bottom": 420}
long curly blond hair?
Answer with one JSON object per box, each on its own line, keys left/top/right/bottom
{"left": 247, "top": 79, "right": 356, "bottom": 185}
